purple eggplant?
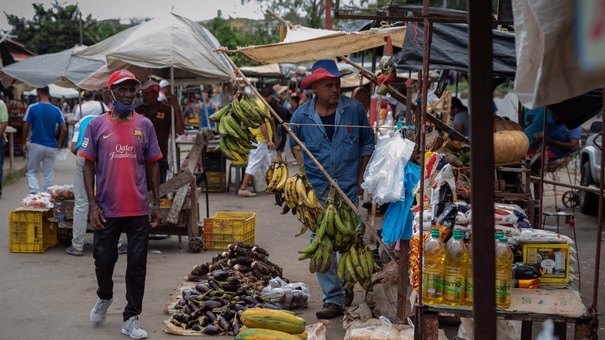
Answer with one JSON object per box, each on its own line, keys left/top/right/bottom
{"left": 232, "top": 318, "right": 242, "bottom": 335}
{"left": 203, "top": 300, "right": 223, "bottom": 310}
{"left": 211, "top": 269, "right": 230, "bottom": 281}
{"left": 203, "top": 325, "right": 222, "bottom": 335}
{"left": 205, "top": 310, "right": 217, "bottom": 322}
{"left": 172, "top": 312, "right": 185, "bottom": 322}
{"left": 191, "top": 323, "right": 202, "bottom": 332}
{"left": 195, "top": 283, "right": 211, "bottom": 294}
{"left": 242, "top": 296, "right": 258, "bottom": 306}
{"left": 181, "top": 289, "right": 192, "bottom": 298}
{"left": 220, "top": 282, "right": 239, "bottom": 292}
{"left": 217, "top": 315, "right": 231, "bottom": 331}
{"left": 232, "top": 303, "right": 246, "bottom": 311}
{"left": 226, "top": 276, "right": 240, "bottom": 285}
{"left": 208, "top": 279, "right": 221, "bottom": 291}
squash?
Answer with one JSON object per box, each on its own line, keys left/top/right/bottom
{"left": 239, "top": 308, "right": 306, "bottom": 334}
{"left": 234, "top": 328, "right": 301, "bottom": 340}
{"left": 494, "top": 130, "right": 529, "bottom": 164}
{"left": 494, "top": 117, "right": 523, "bottom": 132}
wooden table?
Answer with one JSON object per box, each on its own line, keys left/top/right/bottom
{"left": 421, "top": 288, "right": 590, "bottom": 340}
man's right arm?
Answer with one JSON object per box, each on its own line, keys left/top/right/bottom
{"left": 83, "top": 158, "right": 105, "bottom": 230}
{"left": 22, "top": 122, "right": 30, "bottom": 154}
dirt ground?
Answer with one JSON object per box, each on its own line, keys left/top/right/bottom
{"left": 1, "top": 149, "right": 604, "bottom": 339}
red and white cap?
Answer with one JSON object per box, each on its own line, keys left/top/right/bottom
{"left": 107, "top": 69, "right": 140, "bottom": 89}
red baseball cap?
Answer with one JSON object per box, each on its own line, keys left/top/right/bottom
{"left": 300, "top": 59, "right": 343, "bottom": 89}
{"left": 107, "top": 69, "right": 140, "bottom": 89}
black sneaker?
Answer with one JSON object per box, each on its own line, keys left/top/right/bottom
{"left": 344, "top": 288, "right": 354, "bottom": 307}
{"left": 316, "top": 303, "right": 343, "bottom": 319}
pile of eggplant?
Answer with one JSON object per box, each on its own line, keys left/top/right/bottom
{"left": 185, "top": 243, "right": 287, "bottom": 286}
{"left": 170, "top": 268, "right": 282, "bottom": 335}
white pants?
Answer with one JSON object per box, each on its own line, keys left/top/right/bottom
{"left": 71, "top": 156, "right": 87, "bottom": 251}
{"left": 26, "top": 143, "right": 57, "bottom": 194}
{"left": 245, "top": 142, "right": 275, "bottom": 176}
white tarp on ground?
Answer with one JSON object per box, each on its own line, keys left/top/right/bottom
{"left": 236, "top": 25, "right": 405, "bottom": 64}
{"left": 512, "top": 0, "right": 605, "bottom": 109}
{"left": 75, "top": 12, "right": 233, "bottom": 89}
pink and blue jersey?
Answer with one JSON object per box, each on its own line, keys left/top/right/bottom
{"left": 78, "top": 113, "right": 162, "bottom": 217}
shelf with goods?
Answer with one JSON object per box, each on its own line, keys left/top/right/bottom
{"left": 7, "top": 101, "right": 27, "bottom": 157}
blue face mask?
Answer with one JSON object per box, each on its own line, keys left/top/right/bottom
{"left": 110, "top": 90, "right": 136, "bottom": 117}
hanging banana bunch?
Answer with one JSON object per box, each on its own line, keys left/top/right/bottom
{"left": 209, "top": 92, "right": 270, "bottom": 160}
{"left": 281, "top": 172, "right": 324, "bottom": 236}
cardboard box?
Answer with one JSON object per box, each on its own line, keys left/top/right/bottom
{"left": 522, "top": 243, "right": 570, "bottom": 283}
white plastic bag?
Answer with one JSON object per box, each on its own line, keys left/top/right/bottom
{"left": 362, "top": 133, "right": 415, "bottom": 205}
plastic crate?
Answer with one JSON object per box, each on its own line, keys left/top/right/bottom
{"left": 9, "top": 208, "right": 58, "bottom": 253}
{"left": 201, "top": 172, "right": 227, "bottom": 193}
{"left": 203, "top": 212, "right": 255, "bottom": 250}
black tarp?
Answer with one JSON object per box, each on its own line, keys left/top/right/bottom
{"left": 393, "top": 23, "right": 517, "bottom": 78}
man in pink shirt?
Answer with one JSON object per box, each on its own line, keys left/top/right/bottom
{"left": 78, "top": 69, "right": 162, "bottom": 339}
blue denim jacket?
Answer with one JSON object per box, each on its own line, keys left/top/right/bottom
{"left": 290, "top": 95, "right": 374, "bottom": 201}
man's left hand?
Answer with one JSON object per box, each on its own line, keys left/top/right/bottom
{"left": 150, "top": 207, "right": 162, "bottom": 228}
{"left": 267, "top": 141, "right": 276, "bottom": 150}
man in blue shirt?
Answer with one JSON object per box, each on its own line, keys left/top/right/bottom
{"left": 290, "top": 59, "right": 374, "bottom": 319}
{"left": 22, "top": 86, "right": 67, "bottom": 194}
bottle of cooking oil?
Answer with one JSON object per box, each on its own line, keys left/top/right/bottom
{"left": 464, "top": 240, "right": 473, "bottom": 306}
{"left": 443, "top": 230, "right": 468, "bottom": 306}
{"left": 422, "top": 228, "right": 445, "bottom": 304}
{"left": 495, "top": 236, "right": 513, "bottom": 309}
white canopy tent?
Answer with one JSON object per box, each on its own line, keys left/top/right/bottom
{"left": 23, "top": 84, "right": 79, "bottom": 99}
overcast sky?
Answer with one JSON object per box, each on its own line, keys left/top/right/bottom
{"left": 1, "top": 0, "right": 265, "bottom": 30}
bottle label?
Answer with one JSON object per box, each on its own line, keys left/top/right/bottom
{"left": 495, "top": 278, "right": 512, "bottom": 304}
{"left": 422, "top": 273, "right": 443, "bottom": 299}
{"left": 444, "top": 274, "right": 465, "bottom": 301}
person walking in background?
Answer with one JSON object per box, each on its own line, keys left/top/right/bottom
{"left": 136, "top": 79, "right": 185, "bottom": 184}
{"left": 290, "top": 59, "right": 374, "bottom": 319}
{"left": 199, "top": 89, "right": 217, "bottom": 131}
{"left": 0, "top": 92, "right": 8, "bottom": 199}
{"left": 451, "top": 97, "right": 469, "bottom": 137}
{"left": 238, "top": 88, "right": 276, "bottom": 197}
{"left": 78, "top": 69, "right": 162, "bottom": 339}
{"left": 22, "top": 86, "right": 67, "bottom": 194}
{"left": 73, "top": 91, "right": 109, "bottom": 122}
{"left": 65, "top": 94, "right": 105, "bottom": 257}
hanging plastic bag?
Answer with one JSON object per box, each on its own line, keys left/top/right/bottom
{"left": 362, "top": 133, "right": 415, "bottom": 205}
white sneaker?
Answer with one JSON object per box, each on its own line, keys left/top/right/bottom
{"left": 90, "top": 297, "right": 113, "bottom": 326}
{"left": 121, "top": 316, "right": 148, "bottom": 339}
{"left": 238, "top": 189, "right": 257, "bottom": 197}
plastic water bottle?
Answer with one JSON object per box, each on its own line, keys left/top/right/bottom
{"left": 422, "top": 228, "right": 445, "bottom": 304}
{"left": 464, "top": 240, "right": 473, "bottom": 306}
{"left": 495, "top": 236, "right": 513, "bottom": 309}
{"left": 444, "top": 230, "right": 468, "bottom": 306}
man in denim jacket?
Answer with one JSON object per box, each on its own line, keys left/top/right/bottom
{"left": 290, "top": 59, "right": 374, "bottom": 319}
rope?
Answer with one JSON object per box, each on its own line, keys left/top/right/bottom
{"left": 285, "top": 122, "right": 376, "bottom": 129}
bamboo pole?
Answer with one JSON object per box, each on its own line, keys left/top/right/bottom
{"left": 219, "top": 50, "right": 398, "bottom": 263}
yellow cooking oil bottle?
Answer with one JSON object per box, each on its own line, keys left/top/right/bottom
{"left": 422, "top": 228, "right": 445, "bottom": 304}
{"left": 443, "top": 229, "right": 468, "bottom": 306}
{"left": 464, "top": 239, "right": 473, "bottom": 306}
{"left": 495, "top": 236, "right": 513, "bottom": 309}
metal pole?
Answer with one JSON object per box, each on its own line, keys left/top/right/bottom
{"left": 170, "top": 67, "right": 178, "bottom": 173}
{"left": 468, "top": 2, "right": 496, "bottom": 338}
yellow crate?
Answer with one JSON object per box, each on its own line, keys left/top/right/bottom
{"left": 9, "top": 208, "right": 58, "bottom": 253}
{"left": 201, "top": 172, "right": 227, "bottom": 193}
{"left": 203, "top": 212, "right": 255, "bottom": 250}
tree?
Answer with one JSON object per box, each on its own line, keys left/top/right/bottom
{"left": 201, "top": 10, "right": 279, "bottom": 66}
{"left": 5, "top": 1, "right": 130, "bottom": 54}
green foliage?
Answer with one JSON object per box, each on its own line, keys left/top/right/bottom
{"left": 5, "top": 1, "right": 127, "bottom": 54}
{"left": 201, "top": 11, "right": 279, "bottom": 66}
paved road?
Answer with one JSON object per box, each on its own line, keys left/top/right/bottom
{"left": 1, "top": 151, "right": 603, "bottom": 339}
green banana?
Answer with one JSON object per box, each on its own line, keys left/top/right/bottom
{"left": 334, "top": 207, "right": 356, "bottom": 236}
{"left": 223, "top": 114, "right": 250, "bottom": 141}
{"left": 325, "top": 205, "right": 335, "bottom": 238}
{"left": 345, "top": 251, "right": 360, "bottom": 283}
{"left": 219, "top": 136, "right": 236, "bottom": 160}
{"left": 350, "top": 245, "right": 365, "bottom": 279}
{"left": 358, "top": 244, "right": 371, "bottom": 279}
{"left": 209, "top": 103, "right": 232, "bottom": 122}
{"left": 337, "top": 251, "right": 349, "bottom": 279}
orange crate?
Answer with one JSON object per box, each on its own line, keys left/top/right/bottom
{"left": 9, "top": 208, "right": 58, "bottom": 253}
{"left": 203, "top": 212, "right": 255, "bottom": 250}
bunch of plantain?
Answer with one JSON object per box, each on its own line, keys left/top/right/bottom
{"left": 297, "top": 188, "right": 359, "bottom": 274}
{"left": 265, "top": 154, "right": 288, "bottom": 194}
{"left": 209, "top": 92, "right": 270, "bottom": 160}
{"left": 338, "top": 241, "right": 380, "bottom": 291}
{"left": 281, "top": 173, "right": 323, "bottom": 236}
